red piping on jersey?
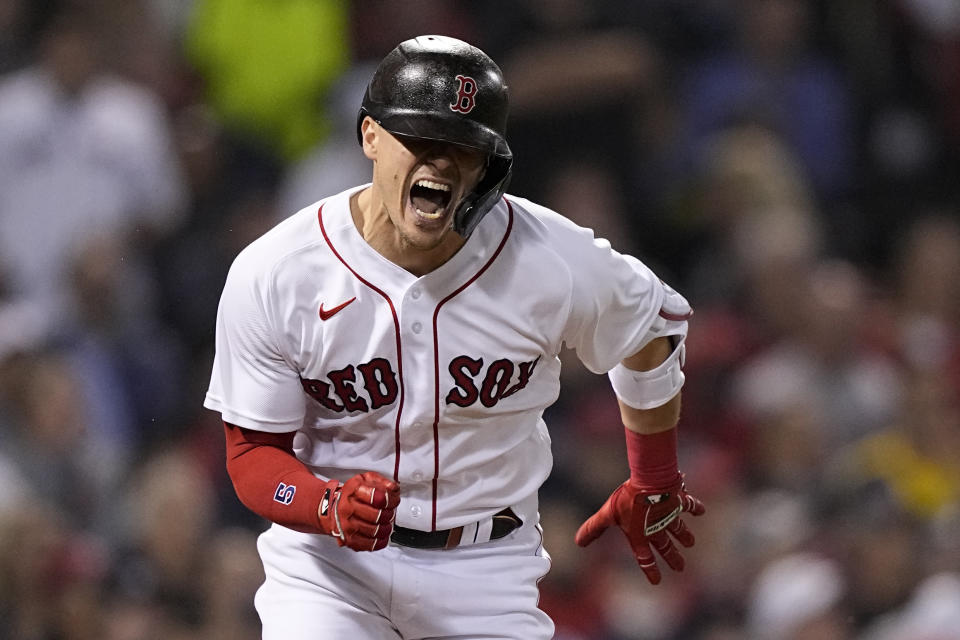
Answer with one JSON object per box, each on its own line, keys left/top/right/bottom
{"left": 318, "top": 205, "right": 405, "bottom": 483}
{"left": 658, "top": 308, "right": 694, "bottom": 322}
{"left": 429, "top": 198, "right": 514, "bottom": 530}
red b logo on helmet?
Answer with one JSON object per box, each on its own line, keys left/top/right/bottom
{"left": 450, "top": 75, "right": 478, "bottom": 114}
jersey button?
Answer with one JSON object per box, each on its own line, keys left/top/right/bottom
{"left": 410, "top": 505, "right": 422, "bottom": 518}
{"left": 411, "top": 288, "right": 421, "bottom": 300}
{"left": 412, "top": 321, "right": 422, "bottom": 334}
{"left": 412, "top": 471, "right": 423, "bottom": 481}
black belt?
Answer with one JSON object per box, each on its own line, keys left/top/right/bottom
{"left": 390, "top": 507, "right": 523, "bottom": 550}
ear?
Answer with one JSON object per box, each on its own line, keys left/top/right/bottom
{"left": 360, "top": 116, "right": 378, "bottom": 160}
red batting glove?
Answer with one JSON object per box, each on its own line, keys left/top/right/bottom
{"left": 575, "top": 474, "right": 705, "bottom": 584}
{"left": 318, "top": 471, "right": 400, "bottom": 552}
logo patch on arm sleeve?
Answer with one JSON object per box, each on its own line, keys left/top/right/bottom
{"left": 274, "top": 482, "right": 296, "bottom": 505}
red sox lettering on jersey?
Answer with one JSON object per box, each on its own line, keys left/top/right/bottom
{"left": 205, "top": 186, "right": 672, "bottom": 534}
{"left": 300, "top": 354, "right": 540, "bottom": 412}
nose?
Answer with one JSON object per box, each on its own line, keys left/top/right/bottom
{"left": 418, "top": 146, "right": 459, "bottom": 175}
{"left": 421, "top": 142, "right": 457, "bottom": 162}
{"left": 426, "top": 146, "right": 455, "bottom": 162}
{"left": 421, "top": 143, "right": 484, "bottom": 171}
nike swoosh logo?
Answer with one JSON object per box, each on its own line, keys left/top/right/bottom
{"left": 319, "top": 297, "right": 356, "bottom": 321}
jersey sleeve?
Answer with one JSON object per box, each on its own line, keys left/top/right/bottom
{"left": 557, "top": 218, "right": 671, "bottom": 374}
{"left": 204, "top": 249, "right": 307, "bottom": 432}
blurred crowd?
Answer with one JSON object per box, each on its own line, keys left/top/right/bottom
{"left": 0, "top": 1, "right": 958, "bottom": 638}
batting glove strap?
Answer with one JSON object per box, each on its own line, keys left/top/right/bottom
{"left": 639, "top": 491, "right": 683, "bottom": 536}
{"left": 330, "top": 488, "right": 346, "bottom": 542}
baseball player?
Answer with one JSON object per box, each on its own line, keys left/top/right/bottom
{"left": 205, "top": 35, "right": 704, "bottom": 639}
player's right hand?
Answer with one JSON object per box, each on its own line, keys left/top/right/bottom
{"left": 318, "top": 471, "right": 400, "bottom": 551}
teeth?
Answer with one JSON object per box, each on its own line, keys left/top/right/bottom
{"left": 415, "top": 179, "right": 450, "bottom": 192}
{"left": 415, "top": 208, "right": 444, "bottom": 219}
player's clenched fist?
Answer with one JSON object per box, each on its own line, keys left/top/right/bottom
{"left": 318, "top": 471, "right": 400, "bottom": 551}
{"left": 575, "top": 475, "right": 704, "bottom": 584}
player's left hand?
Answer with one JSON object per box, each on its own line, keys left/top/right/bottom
{"left": 574, "top": 474, "right": 705, "bottom": 584}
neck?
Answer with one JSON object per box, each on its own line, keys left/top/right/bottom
{"left": 350, "top": 188, "right": 466, "bottom": 277}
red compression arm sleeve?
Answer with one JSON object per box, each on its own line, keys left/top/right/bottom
{"left": 224, "top": 422, "right": 336, "bottom": 533}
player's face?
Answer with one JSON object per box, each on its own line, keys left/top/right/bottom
{"left": 364, "top": 120, "right": 486, "bottom": 251}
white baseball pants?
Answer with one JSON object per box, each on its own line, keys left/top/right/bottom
{"left": 254, "top": 518, "right": 554, "bottom": 639}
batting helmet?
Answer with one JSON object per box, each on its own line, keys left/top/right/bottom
{"left": 357, "top": 35, "right": 513, "bottom": 237}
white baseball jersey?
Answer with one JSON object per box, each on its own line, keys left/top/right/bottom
{"left": 204, "top": 184, "right": 669, "bottom": 532}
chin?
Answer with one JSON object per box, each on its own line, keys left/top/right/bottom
{"left": 403, "top": 226, "right": 451, "bottom": 251}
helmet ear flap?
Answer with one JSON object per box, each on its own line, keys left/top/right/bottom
{"left": 453, "top": 154, "right": 512, "bottom": 237}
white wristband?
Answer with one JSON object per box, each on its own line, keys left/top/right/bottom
{"left": 608, "top": 337, "right": 686, "bottom": 410}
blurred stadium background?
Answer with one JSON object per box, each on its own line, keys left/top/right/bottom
{"left": 0, "top": 1, "right": 958, "bottom": 638}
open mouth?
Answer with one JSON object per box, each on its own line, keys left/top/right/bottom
{"left": 410, "top": 179, "right": 452, "bottom": 220}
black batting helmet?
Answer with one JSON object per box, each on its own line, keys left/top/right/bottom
{"left": 357, "top": 35, "right": 513, "bottom": 237}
